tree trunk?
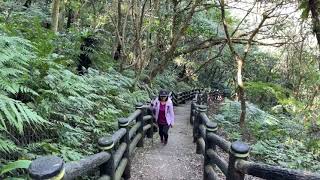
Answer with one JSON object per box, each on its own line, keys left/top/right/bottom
{"left": 304, "top": 86, "right": 319, "bottom": 110}
{"left": 309, "top": 0, "right": 320, "bottom": 70}
{"left": 66, "top": 7, "right": 74, "bottom": 29}
{"left": 236, "top": 56, "right": 246, "bottom": 128}
{"left": 117, "top": 0, "right": 122, "bottom": 36}
{"left": 220, "top": 0, "right": 247, "bottom": 130}
{"left": 58, "top": 0, "right": 65, "bottom": 31}
{"left": 117, "top": 0, "right": 124, "bottom": 72}
{"left": 220, "top": 0, "right": 272, "bottom": 134}
{"left": 51, "top": 0, "right": 60, "bottom": 33}
{"left": 149, "top": 53, "right": 171, "bottom": 82}
{"left": 147, "top": 0, "right": 201, "bottom": 83}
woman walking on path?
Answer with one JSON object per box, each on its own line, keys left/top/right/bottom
{"left": 152, "top": 90, "right": 175, "bottom": 145}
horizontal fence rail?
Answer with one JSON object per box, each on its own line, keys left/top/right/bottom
{"left": 27, "top": 89, "right": 199, "bottom": 180}
{"left": 191, "top": 92, "right": 320, "bottom": 180}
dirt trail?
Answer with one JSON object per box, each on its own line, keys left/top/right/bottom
{"left": 130, "top": 103, "right": 203, "bottom": 180}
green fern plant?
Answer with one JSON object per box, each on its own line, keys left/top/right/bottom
{"left": 0, "top": 95, "right": 46, "bottom": 133}
{"left": 0, "top": 35, "right": 48, "bottom": 155}
{"left": 0, "top": 135, "right": 20, "bottom": 155}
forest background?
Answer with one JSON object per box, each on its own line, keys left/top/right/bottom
{"left": 0, "top": 0, "right": 319, "bottom": 178}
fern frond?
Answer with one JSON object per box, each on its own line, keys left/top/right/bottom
{"left": 39, "top": 89, "right": 59, "bottom": 97}
{"left": 0, "top": 95, "right": 48, "bottom": 134}
{"left": 0, "top": 67, "right": 24, "bottom": 77}
{"left": 0, "top": 78, "right": 38, "bottom": 96}
{"left": 18, "top": 86, "right": 39, "bottom": 96}
{"left": 0, "top": 135, "right": 20, "bottom": 154}
{"left": 0, "top": 78, "right": 17, "bottom": 94}
{"left": 0, "top": 113, "right": 7, "bottom": 130}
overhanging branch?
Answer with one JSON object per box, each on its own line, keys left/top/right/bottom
{"left": 174, "top": 37, "right": 226, "bottom": 57}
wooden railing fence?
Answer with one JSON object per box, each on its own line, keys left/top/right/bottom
{"left": 27, "top": 89, "right": 199, "bottom": 180}
{"left": 191, "top": 93, "right": 320, "bottom": 180}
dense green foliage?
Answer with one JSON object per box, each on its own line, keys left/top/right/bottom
{"left": 212, "top": 100, "right": 320, "bottom": 172}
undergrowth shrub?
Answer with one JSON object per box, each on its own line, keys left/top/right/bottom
{"left": 0, "top": 35, "right": 49, "bottom": 157}
{"left": 211, "top": 99, "right": 320, "bottom": 172}
{"left": 0, "top": 33, "right": 151, "bottom": 178}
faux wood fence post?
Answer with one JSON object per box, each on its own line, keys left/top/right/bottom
{"left": 197, "top": 93, "right": 202, "bottom": 104}
{"left": 136, "top": 102, "right": 144, "bottom": 147}
{"left": 193, "top": 105, "right": 199, "bottom": 143}
{"left": 172, "top": 92, "right": 177, "bottom": 106}
{"left": 28, "top": 156, "right": 65, "bottom": 179}
{"left": 182, "top": 92, "right": 186, "bottom": 104}
{"left": 118, "top": 118, "right": 131, "bottom": 179}
{"left": 204, "top": 121, "right": 218, "bottom": 180}
{"left": 176, "top": 93, "right": 180, "bottom": 105}
{"left": 226, "top": 141, "right": 250, "bottom": 180}
{"left": 181, "top": 92, "right": 184, "bottom": 103}
{"left": 204, "top": 92, "right": 208, "bottom": 104}
{"left": 98, "top": 136, "right": 115, "bottom": 178}
{"left": 190, "top": 100, "right": 196, "bottom": 124}
{"left": 196, "top": 105, "right": 207, "bottom": 154}
{"left": 146, "top": 105, "right": 154, "bottom": 138}
{"left": 175, "top": 92, "right": 178, "bottom": 106}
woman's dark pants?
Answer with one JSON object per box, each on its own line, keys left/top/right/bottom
{"left": 158, "top": 124, "right": 169, "bottom": 142}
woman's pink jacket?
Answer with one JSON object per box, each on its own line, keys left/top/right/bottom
{"left": 152, "top": 97, "right": 175, "bottom": 126}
